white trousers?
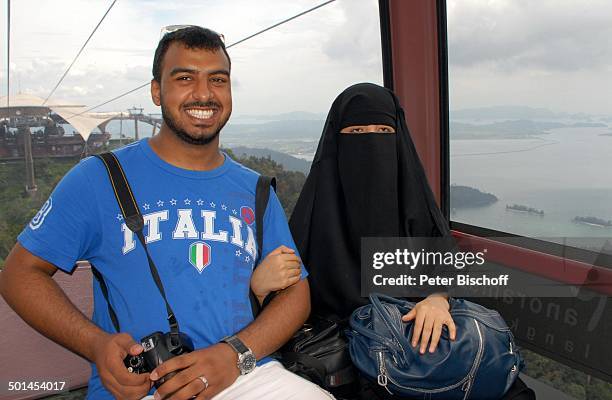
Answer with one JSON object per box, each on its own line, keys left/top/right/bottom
{"left": 142, "top": 361, "right": 334, "bottom": 400}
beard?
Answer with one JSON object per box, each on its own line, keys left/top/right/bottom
{"left": 160, "top": 99, "right": 226, "bottom": 146}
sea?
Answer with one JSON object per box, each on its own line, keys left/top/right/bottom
{"left": 450, "top": 126, "right": 612, "bottom": 244}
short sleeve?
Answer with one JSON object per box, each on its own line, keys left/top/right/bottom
{"left": 18, "top": 160, "right": 102, "bottom": 273}
{"left": 261, "top": 190, "right": 308, "bottom": 280}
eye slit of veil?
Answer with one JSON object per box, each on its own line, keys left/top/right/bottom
{"left": 340, "top": 124, "right": 396, "bottom": 134}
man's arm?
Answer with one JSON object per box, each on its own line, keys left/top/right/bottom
{"left": 238, "top": 277, "right": 310, "bottom": 358}
{"left": 0, "top": 243, "right": 151, "bottom": 399}
{"left": 150, "top": 279, "right": 310, "bottom": 399}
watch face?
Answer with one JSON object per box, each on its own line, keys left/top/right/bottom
{"left": 238, "top": 352, "right": 257, "bottom": 374}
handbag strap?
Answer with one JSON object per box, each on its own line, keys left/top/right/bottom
{"left": 95, "top": 152, "right": 180, "bottom": 339}
{"left": 250, "top": 175, "right": 276, "bottom": 317}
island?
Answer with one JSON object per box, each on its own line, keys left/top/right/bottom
{"left": 450, "top": 185, "right": 498, "bottom": 208}
{"left": 573, "top": 216, "right": 612, "bottom": 228}
{"left": 506, "top": 204, "right": 545, "bottom": 216}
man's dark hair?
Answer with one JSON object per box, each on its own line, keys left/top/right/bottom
{"left": 152, "top": 26, "right": 230, "bottom": 82}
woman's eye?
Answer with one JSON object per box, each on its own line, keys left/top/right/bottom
{"left": 350, "top": 127, "right": 364, "bottom": 133}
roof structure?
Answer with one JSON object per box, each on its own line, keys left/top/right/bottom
{"left": 0, "top": 93, "right": 120, "bottom": 141}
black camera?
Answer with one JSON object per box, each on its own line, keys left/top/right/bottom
{"left": 124, "top": 331, "right": 194, "bottom": 388}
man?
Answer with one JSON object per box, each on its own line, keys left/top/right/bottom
{"left": 0, "top": 27, "right": 332, "bottom": 400}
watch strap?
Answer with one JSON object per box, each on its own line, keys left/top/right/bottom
{"left": 222, "top": 335, "right": 249, "bottom": 355}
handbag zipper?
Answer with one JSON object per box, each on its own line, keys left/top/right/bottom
{"left": 377, "top": 351, "right": 393, "bottom": 395}
{"left": 462, "top": 319, "right": 485, "bottom": 400}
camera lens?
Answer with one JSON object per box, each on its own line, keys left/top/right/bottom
{"left": 129, "top": 356, "right": 144, "bottom": 368}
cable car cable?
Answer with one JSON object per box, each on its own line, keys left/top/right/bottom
{"left": 69, "top": 0, "right": 336, "bottom": 116}
{"left": 42, "top": 0, "right": 118, "bottom": 105}
{"left": 6, "top": 0, "right": 11, "bottom": 109}
{"left": 227, "top": 0, "right": 335, "bottom": 48}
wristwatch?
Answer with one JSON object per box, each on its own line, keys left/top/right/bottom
{"left": 221, "top": 335, "right": 257, "bottom": 375}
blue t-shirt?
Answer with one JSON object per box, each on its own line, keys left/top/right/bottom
{"left": 18, "top": 139, "right": 307, "bottom": 399}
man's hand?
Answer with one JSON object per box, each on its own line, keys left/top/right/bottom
{"left": 150, "top": 343, "right": 239, "bottom": 400}
{"left": 250, "top": 245, "right": 301, "bottom": 304}
{"left": 92, "top": 332, "right": 152, "bottom": 400}
{"left": 402, "top": 293, "right": 457, "bottom": 354}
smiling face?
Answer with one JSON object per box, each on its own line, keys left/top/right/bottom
{"left": 151, "top": 42, "right": 232, "bottom": 145}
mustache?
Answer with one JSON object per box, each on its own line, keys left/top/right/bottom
{"left": 182, "top": 101, "right": 220, "bottom": 109}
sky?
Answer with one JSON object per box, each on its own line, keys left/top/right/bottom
{"left": 447, "top": 0, "right": 612, "bottom": 115}
{"left": 0, "top": 0, "right": 383, "bottom": 116}
{"left": 1, "top": 0, "right": 611, "bottom": 117}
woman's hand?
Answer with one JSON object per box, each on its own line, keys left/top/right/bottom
{"left": 250, "top": 245, "right": 302, "bottom": 304}
{"left": 402, "top": 293, "right": 456, "bottom": 354}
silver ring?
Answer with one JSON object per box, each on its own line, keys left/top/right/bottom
{"left": 198, "top": 375, "right": 209, "bottom": 390}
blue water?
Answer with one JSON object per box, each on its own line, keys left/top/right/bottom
{"left": 451, "top": 127, "right": 612, "bottom": 238}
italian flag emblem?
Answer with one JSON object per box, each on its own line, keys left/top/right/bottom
{"left": 189, "top": 241, "right": 211, "bottom": 273}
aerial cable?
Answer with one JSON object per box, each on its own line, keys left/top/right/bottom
{"left": 42, "top": 0, "right": 118, "bottom": 105}
{"left": 226, "top": 0, "right": 335, "bottom": 48}
{"left": 71, "top": 0, "right": 336, "bottom": 116}
{"left": 68, "top": 82, "right": 149, "bottom": 117}
{"left": 6, "top": 0, "right": 10, "bottom": 109}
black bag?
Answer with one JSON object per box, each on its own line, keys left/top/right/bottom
{"left": 280, "top": 316, "right": 358, "bottom": 396}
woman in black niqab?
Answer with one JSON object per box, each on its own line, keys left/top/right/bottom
{"left": 289, "top": 83, "right": 454, "bottom": 353}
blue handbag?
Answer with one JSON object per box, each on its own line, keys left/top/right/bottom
{"left": 347, "top": 294, "right": 523, "bottom": 399}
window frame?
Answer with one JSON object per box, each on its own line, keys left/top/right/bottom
{"left": 382, "top": 0, "right": 612, "bottom": 384}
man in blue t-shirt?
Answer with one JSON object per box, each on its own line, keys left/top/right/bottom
{"left": 0, "top": 27, "right": 331, "bottom": 400}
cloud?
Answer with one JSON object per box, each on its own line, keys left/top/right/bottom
{"left": 447, "top": 0, "right": 612, "bottom": 72}
{"left": 322, "top": 0, "right": 382, "bottom": 71}
{"left": 3, "top": 0, "right": 384, "bottom": 115}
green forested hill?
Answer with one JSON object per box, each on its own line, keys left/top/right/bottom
{"left": 0, "top": 158, "right": 75, "bottom": 266}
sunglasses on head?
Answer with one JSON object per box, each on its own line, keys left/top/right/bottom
{"left": 159, "top": 25, "right": 225, "bottom": 43}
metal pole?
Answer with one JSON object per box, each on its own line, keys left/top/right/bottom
{"left": 22, "top": 126, "right": 37, "bottom": 195}
{"left": 134, "top": 117, "right": 138, "bottom": 141}
{"left": 7, "top": 0, "right": 11, "bottom": 110}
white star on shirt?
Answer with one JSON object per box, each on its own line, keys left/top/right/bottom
{"left": 143, "top": 203, "right": 150, "bottom": 210}
{"left": 197, "top": 199, "right": 204, "bottom": 206}
{"left": 235, "top": 250, "right": 242, "bottom": 257}
{"left": 157, "top": 200, "right": 164, "bottom": 207}
{"left": 210, "top": 202, "right": 216, "bottom": 208}
{"left": 170, "top": 198, "right": 177, "bottom": 206}
{"left": 232, "top": 209, "right": 237, "bottom": 215}
{"left": 184, "top": 198, "right": 191, "bottom": 205}
{"left": 221, "top": 204, "right": 227, "bottom": 211}
{"left": 245, "top": 256, "right": 250, "bottom": 262}
{"left": 116, "top": 214, "right": 123, "bottom": 221}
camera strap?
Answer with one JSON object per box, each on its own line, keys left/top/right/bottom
{"left": 93, "top": 151, "right": 275, "bottom": 335}
{"left": 251, "top": 175, "right": 276, "bottom": 316}
{"left": 95, "top": 151, "right": 179, "bottom": 336}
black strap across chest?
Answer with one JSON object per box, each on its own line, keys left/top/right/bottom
{"left": 92, "top": 152, "right": 275, "bottom": 333}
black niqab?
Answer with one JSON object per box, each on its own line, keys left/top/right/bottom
{"left": 289, "top": 83, "right": 450, "bottom": 320}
